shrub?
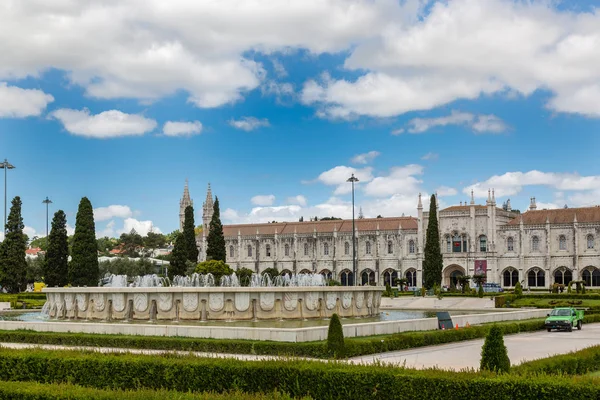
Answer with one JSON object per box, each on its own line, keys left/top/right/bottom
{"left": 478, "top": 284, "right": 484, "bottom": 298}
{"left": 195, "top": 260, "right": 233, "bottom": 286}
{"left": 261, "top": 267, "right": 280, "bottom": 280}
{"left": 513, "top": 345, "right": 600, "bottom": 376}
{"left": 236, "top": 267, "right": 254, "bottom": 287}
{"left": 514, "top": 282, "right": 522, "bottom": 297}
{"left": 480, "top": 325, "right": 510, "bottom": 373}
{"left": 327, "top": 313, "right": 345, "bottom": 358}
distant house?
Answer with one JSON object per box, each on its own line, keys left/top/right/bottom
{"left": 25, "top": 247, "right": 44, "bottom": 259}
{"left": 109, "top": 247, "right": 126, "bottom": 256}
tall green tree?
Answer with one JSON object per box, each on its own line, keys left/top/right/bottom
{"left": 423, "top": 194, "right": 443, "bottom": 289}
{"left": 0, "top": 196, "right": 27, "bottom": 293}
{"left": 119, "top": 229, "right": 143, "bottom": 257}
{"left": 168, "top": 232, "right": 187, "bottom": 279}
{"left": 480, "top": 325, "right": 511, "bottom": 373}
{"left": 43, "top": 210, "right": 69, "bottom": 287}
{"left": 69, "top": 197, "right": 99, "bottom": 286}
{"left": 182, "top": 206, "right": 198, "bottom": 263}
{"left": 206, "top": 197, "right": 226, "bottom": 262}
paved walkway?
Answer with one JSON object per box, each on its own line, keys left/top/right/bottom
{"left": 3, "top": 323, "right": 600, "bottom": 371}
{"left": 348, "top": 323, "right": 600, "bottom": 370}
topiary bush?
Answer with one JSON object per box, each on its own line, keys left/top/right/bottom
{"left": 478, "top": 284, "right": 484, "bottom": 298}
{"left": 514, "top": 281, "right": 522, "bottom": 297}
{"left": 480, "top": 325, "right": 510, "bottom": 373}
{"left": 327, "top": 313, "right": 345, "bottom": 358}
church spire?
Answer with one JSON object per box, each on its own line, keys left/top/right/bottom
{"left": 179, "top": 179, "right": 193, "bottom": 232}
{"left": 202, "top": 183, "right": 215, "bottom": 236}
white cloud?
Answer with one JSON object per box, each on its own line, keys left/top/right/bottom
{"left": 436, "top": 186, "right": 458, "bottom": 197}
{"left": 97, "top": 220, "right": 116, "bottom": 238}
{"left": 402, "top": 111, "right": 507, "bottom": 134}
{"left": 261, "top": 81, "right": 295, "bottom": 104}
{"left": 0, "top": 82, "right": 54, "bottom": 118}
{"left": 464, "top": 170, "right": 600, "bottom": 198}
{"left": 251, "top": 195, "right": 276, "bottom": 206}
{"left": 163, "top": 121, "right": 202, "bottom": 137}
{"left": 363, "top": 165, "right": 423, "bottom": 197}
{"left": 351, "top": 150, "right": 380, "bottom": 165}
{"left": 286, "top": 195, "right": 307, "bottom": 207}
{"left": 271, "top": 59, "right": 288, "bottom": 78}
{"left": 50, "top": 109, "right": 157, "bottom": 138}
{"left": 229, "top": 116, "right": 270, "bottom": 131}
{"left": 66, "top": 224, "right": 75, "bottom": 236}
{"left": 94, "top": 205, "right": 133, "bottom": 221}
{"left": 316, "top": 165, "right": 374, "bottom": 195}
{"left": 121, "top": 218, "right": 161, "bottom": 236}
{"left": 391, "top": 128, "right": 405, "bottom": 136}
{"left": 23, "top": 226, "right": 38, "bottom": 238}
{"left": 421, "top": 152, "right": 439, "bottom": 161}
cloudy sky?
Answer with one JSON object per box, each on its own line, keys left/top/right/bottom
{"left": 1, "top": 0, "right": 599, "bottom": 239}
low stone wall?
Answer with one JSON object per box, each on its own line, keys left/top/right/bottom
{"left": 42, "top": 286, "right": 383, "bottom": 321}
{"left": 0, "top": 309, "right": 548, "bottom": 342}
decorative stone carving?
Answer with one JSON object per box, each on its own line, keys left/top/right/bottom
{"left": 367, "top": 292, "right": 373, "bottom": 308}
{"left": 76, "top": 294, "right": 87, "bottom": 311}
{"left": 94, "top": 293, "right": 105, "bottom": 311}
{"left": 209, "top": 293, "right": 224, "bottom": 312}
{"left": 134, "top": 293, "right": 148, "bottom": 312}
{"left": 158, "top": 293, "right": 173, "bottom": 312}
{"left": 305, "top": 292, "right": 318, "bottom": 311}
{"left": 355, "top": 292, "right": 364, "bottom": 309}
{"left": 342, "top": 292, "right": 352, "bottom": 309}
{"left": 64, "top": 294, "right": 75, "bottom": 311}
{"left": 183, "top": 293, "right": 199, "bottom": 312}
{"left": 326, "top": 293, "right": 336, "bottom": 310}
{"left": 112, "top": 294, "right": 126, "bottom": 312}
{"left": 235, "top": 292, "right": 250, "bottom": 312}
{"left": 283, "top": 292, "right": 298, "bottom": 311}
{"left": 260, "top": 292, "right": 275, "bottom": 311}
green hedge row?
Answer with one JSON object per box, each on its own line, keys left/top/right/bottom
{"left": 513, "top": 345, "right": 600, "bottom": 376}
{"left": 501, "top": 293, "right": 600, "bottom": 301}
{"left": 0, "top": 348, "right": 598, "bottom": 399}
{"left": 0, "top": 380, "right": 303, "bottom": 400}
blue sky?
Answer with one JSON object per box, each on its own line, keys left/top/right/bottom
{"left": 1, "top": 0, "right": 599, "bottom": 240}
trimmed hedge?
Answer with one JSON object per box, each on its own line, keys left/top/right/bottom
{"left": 0, "top": 348, "right": 599, "bottom": 399}
{"left": 0, "top": 381, "right": 303, "bottom": 400}
{"left": 2, "top": 315, "right": 600, "bottom": 359}
{"left": 513, "top": 345, "right": 600, "bottom": 376}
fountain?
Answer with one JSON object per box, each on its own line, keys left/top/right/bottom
{"left": 43, "top": 272, "right": 383, "bottom": 322}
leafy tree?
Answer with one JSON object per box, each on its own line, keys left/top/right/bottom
{"left": 194, "top": 225, "right": 203, "bottom": 236}
{"left": 29, "top": 236, "right": 48, "bottom": 252}
{"left": 164, "top": 230, "right": 179, "bottom": 244}
{"left": 97, "top": 236, "right": 118, "bottom": 254}
{"left": 376, "top": 215, "right": 383, "bottom": 218}
{"left": 423, "top": 194, "right": 443, "bottom": 289}
{"left": 327, "top": 313, "right": 345, "bottom": 358}
{"left": 99, "top": 257, "right": 157, "bottom": 277}
{"left": 26, "top": 256, "right": 45, "bottom": 283}
{"left": 514, "top": 281, "right": 523, "bottom": 297}
{"left": 320, "top": 216, "right": 342, "bottom": 221}
{"left": 206, "top": 197, "right": 226, "bottom": 262}
{"left": 183, "top": 206, "right": 199, "bottom": 263}
{"left": 44, "top": 210, "right": 69, "bottom": 287}
{"left": 0, "top": 196, "right": 27, "bottom": 293}
{"left": 262, "top": 267, "right": 280, "bottom": 280}
{"left": 119, "top": 229, "right": 143, "bottom": 257}
{"left": 168, "top": 232, "right": 187, "bottom": 279}
{"left": 69, "top": 197, "right": 99, "bottom": 286}
{"left": 480, "top": 325, "right": 510, "bottom": 373}
{"left": 195, "top": 259, "right": 233, "bottom": 285}
{"left": 473, "top": 273, "right": 486, "bottom": 298}
{"left": 236, "top": 267, "right": 254, "bottom": 287}
{"left": 143, "top": 232, "right": 166, "bottom": 256}
{"left": 478, "top": 284, "right": 484, "bottom": 298}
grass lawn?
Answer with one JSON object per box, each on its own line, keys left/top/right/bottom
{"left": 509, "top": 297, "right": 600, "bottom": 310}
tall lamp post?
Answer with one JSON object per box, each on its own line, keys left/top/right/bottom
{"left": 347, "top": 173, "right": 359, "bottom": 286}
{"left": 0, "top": 159, "right": 15, "bottom": 233}
{"left": 42, "top": 197, "right": 53, "bottom": 249}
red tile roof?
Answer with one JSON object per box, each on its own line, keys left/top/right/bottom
{"left": 25, "top": 247, "right": 42, "bottom": 255}
{"left": 506, "top": 206, "right": 600, "bottom": 226}
{"left": 222, "top": 217, "right": 417, "bottom": 237}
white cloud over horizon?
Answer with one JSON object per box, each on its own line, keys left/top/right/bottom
{"left": 401, "top": 111, "right": 507, "bottom": 134}
{"left": 50, "top": 109, "right": 157, "bottom": 138}
{"left": 251, "top": 195, "right": 276, "bottom": 206}
{"left": 163, "top": 120, "right": 203, "bottom": 137}
{"left": 229, "top": 116, "right": 270, "bottom": 131}
{"left": 351, "top": 150, "right": 380, "bottom": 165}
{"left": 94, "top": 205, "right": 134, "bottom": 222}
{"left": 0, "top": 82, "right": 54, "bottom": 118}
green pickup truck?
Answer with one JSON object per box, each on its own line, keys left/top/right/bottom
{"left": 545, "top": 307, "right": 584, "bottom": 332}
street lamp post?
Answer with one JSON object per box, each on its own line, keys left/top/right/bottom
{"left": 42, "top": 197, "right": 53, "bottom": 249}
{"left": 347, "top": 173, "right": 359, "bottom": 286}
{"left": 0, "top": 159, "right": 15, "bottom": 233}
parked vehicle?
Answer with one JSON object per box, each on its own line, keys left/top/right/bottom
{"left": 544, "top": 307, "right": 584, "bottom": 332}
{"left": 475, "top": 283, "right": 504, "bottom": 293}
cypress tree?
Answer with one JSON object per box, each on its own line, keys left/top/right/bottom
{"left": 0, "top": 196, "right": 27, "bottom": 293}
{"left": 327, "top": 313, "right": 345, "bottom": 358}
{"left": 183, "top": 205, "right": 198, "bottom": 263}
{"left": 169, "top": 232, "right": 187, "bottom": 279}
{"left": 480, "top": 325, "right": 511, "bottom": 373}
{"left": 206, "top": 197, "right": 226, "bottom": 262}
{"left": 44, "top": 210, "right": 69, "bottom": 287}
{"left": 423, "top": 194, "right": 443, "bottom": 289}
{"left": 69, "top": 197, "right": 99, "bottom": 286}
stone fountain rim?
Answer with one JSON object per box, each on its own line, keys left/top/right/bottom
{"left": 43, "top": 286, "right": 385, "bottom": 293}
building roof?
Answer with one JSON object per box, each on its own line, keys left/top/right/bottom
{"left": 506, "top": 206, "right": 600, "bottom": 226}
{"left": 222, "top": 217, "right": 418, "bottom": 237}
{"left": 440, "top": 205, "right": 489, "bottom": 212}
{"left": 25, "top": 247, "right": 42, "bottom": 255}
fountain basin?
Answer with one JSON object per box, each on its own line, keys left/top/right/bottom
{"left": 43, "top": 286, "right": 384, "bottom": 321}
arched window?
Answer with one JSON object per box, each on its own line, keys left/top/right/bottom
{"left": 340, "top": 269, "right": 354, "bottom": 286}
{"left": 559, "top": 235, "right": 567, "bottom": 250}
{"left": 532, "top": 236, "right": 540, "bottom": 251}
{"left": 365, "top": 241, "right": 371, "bottom": 255}
{"left": 388, "top": 241, "right": 393, "bottom": 254}
{"left": 304, "top": 243, "right": 309, "bottom": 256}
{"left": 320, "top": 269, "right": 332, "bottom": 280}
{"left": 582, "top": 268, "right": 600, "bottom": 287}
{"left": 446, "top": 235, "right": 451, "bottom": 253}
{"left": 409, "top": 240, "right": 415, "bottom": 254}
{"left": 527, "top": 268, "right": 545, "bottom": 287}
{"left": 405, "top": 269, "right": 417, "bottom": 287}
{"left": 587, "top": 235, "right": 595, "bottom": 249}
{"left": 479, "top": 235, "right": 487, "bottom": 252}
{"left": 344, "top": 242, "right": 350, "bottom": 255}
{"left": 361, "top": 269, "right": 375, "bottom": 285}
{"left": 247, "top": 245, "right": 252, "bottom": 257}
{"left": 284, "top": 243, "right": 290, "bottom": 257}
{"left": 507, "top": 237, "right": 514, "bottom": 252}
{"left": 229, "top": 245, "right": 234, "bottom": 258}
{"left": 383, "top": 269, "right": 398, "bottom": 286}
{"left": 323, "top": 243, "right": 329, "bottom": 256}
{"left": 265, "top": 244, "right": 271, "bottom": 257}
{"left": 502, "top": 268, "right": 518, "bottom": 287}
{"left": 554, "top": 267, "right": 572, "bottom": 286}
